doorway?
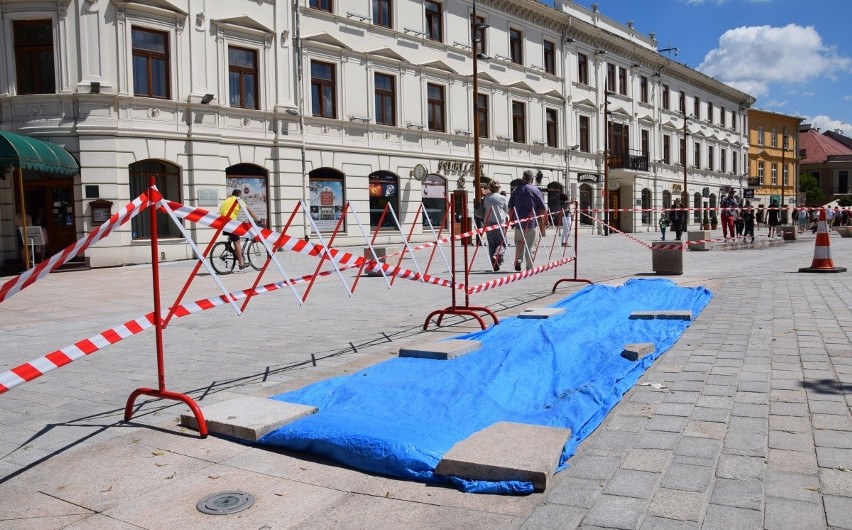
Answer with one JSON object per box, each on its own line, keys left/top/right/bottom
{"left": 22, "top": 181, "right": 76, "bottom": 256}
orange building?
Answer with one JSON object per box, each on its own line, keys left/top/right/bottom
{"left": 746, "top": 109, "right": 803, "bottom": 217}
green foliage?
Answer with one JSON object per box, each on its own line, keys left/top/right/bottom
{"left": 798, "top": 173, "right": 826, "bottom": 206}
{"left": 838, "top": 196, "right": 852, "bottom": 207}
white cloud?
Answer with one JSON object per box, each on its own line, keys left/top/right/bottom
{"left": 844, "top": 95, "right": 852, "bottom": 101}
{"left": 763, "top": 99, "right": 788, "bottom": 108}
{"left": 805, "top": 115, "right": 852, "bottom": 135}
{"left": 698, "top": 24, "right": 852, "bottom": 98}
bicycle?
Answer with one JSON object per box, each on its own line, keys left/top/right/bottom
{"left": 209, "top": 234, "right": 267, "bottom": 275}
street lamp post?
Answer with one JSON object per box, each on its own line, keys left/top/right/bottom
{"left": 781, "top": 125, "right": 787, "bottom": 224}
{"left": 471, "top": 1, "right": 487, "bottom": 208}
{"left": 683, "top": 113, "right": 690, "bottom": 231}
{"left": 603, "top": 94, "right": 609, "bottom": 235}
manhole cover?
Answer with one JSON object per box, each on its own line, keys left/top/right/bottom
{"left": 196, "top": 491, "right": 255, "bottom": 515}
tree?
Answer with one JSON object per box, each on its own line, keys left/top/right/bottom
{"left": 838, "top": 196, "right": 852, "bottom": 207}
{"left": 798, "top": 172, "right": 825, "bottom": 206}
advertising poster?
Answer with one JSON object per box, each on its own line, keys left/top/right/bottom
{"left": 226, "top": 176, "right": 268, "bottom": 222}
{"left": 309, "top": 179, "right": 345, "bottom": 232}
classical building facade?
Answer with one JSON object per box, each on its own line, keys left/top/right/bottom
{"left": 0, "top": 0, "right": 754, "bottom": 268}
{"left": 745, "top": 108, "right": 802, "bottom": 214}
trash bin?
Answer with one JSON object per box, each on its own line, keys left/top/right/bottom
{"left": 652, "top": 241, "right": 683, "bottom": 275}
{"left": 687, "top": 230, "right": 712, "bottom": 251}
{"left": 364, "top": 247, "right": 386, "bottom": 277}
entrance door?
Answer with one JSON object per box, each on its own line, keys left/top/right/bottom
{"left": 22, "top": 182, "right": 76, "bottom": 256}
{"left": 608, "top": 189, "right": 620, "bottom": 230}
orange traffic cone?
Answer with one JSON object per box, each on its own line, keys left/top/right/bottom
{"left": 799, "top": 208, "right": 846, "bottom": 273}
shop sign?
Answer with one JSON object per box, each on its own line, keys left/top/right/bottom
{"left": 436, "top": 160, "right": 482, "bottom": 176}
{"left": 743, "top": 189, "right": 754, "bottom": 199}
{"left": 672, "top": 184, "right": 682, "bottom": 192}
{"left": 577, "top": 173, "right": 599, "bottom": 183}
{"left": 702, "top": 187, "right": 710, "bottom": 198}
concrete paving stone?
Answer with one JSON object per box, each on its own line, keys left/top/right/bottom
{"left": 562, "top": 455, "right": 621, "bottom": 481}
{"left": 585, "top": 429, "right": 640, "bottom": 457}
{"left": 602, "top": 469, "right": 661, "bottom": 499}
{"left": 765, "top": 470, "right": 822, "bottom": 503}
{"left": 770, "top": 379, "right": 805, "bottom": 391}
{"left": 695, "top": 396, "right": 732, "bottom": 409}
{"left": 653, "top": 403, "right": 694, "bottom": 417}
{"left": 397, "top": 338, "right": 481, "bottom": 359}
{"left": 648, "top": 488, "right": 705, "bottom": 522}
{"left": 814, "top": 429, "right": 852, "bottom": 449}
{"left": 545, "top": 476, "right": 604, "bottom": 508}
{"left": 700, "top": 385, "right": 735, "bottom": 397}
{"left": 672, "top": 455, "right": 715, "bottom": 467}
{"left": 682, "top": 363, "right": 713, "bottom": 373}
{"left": 767, "top": 448, "right": 819, "bottom": 475}
{"left": 582, "top": 494, "right": 648, "bottom": 529}
{"left": 519, "top": 504, "right": 586, "bottom": 530}
{"left": 630, "top": 389, "right": 669, "bottom": 405}
{"left": 677, "top": 371, "right": 709, "bottom": 382}
{"left": 621, "top": 449, "right": 673, "bottom": 473}
{"left": 16, "top": 435, "right": 216, "bottom": 514}
{"left": 636, "top": 431, "right": 681, "bottom": 451}
{"left": 615, "top": 402, "right": 656, "bottom": 417}
{"left": 701, "top": 504, "right": 762, "bottom": 530}
{"left": 675, "top": 437, "right": 722, "bottom": 460}
{"left": 639, "top": 515, "right": 700, "bottom": 529}
{"left": 764, "top": 497, "right": 826, "bottom": 530}
{"left": 180, "top": 395, "right": 318, "bottom": 442}
{"left": 809, "top": 400, "right": 851, "bottom": 415}
{"left": 728, "top": 416, "right": 768, "bottom": 435}
{"left": 435, "top": 422, "right": 571, "bottom": 490}
{"left": 768, "top": 414, "right": 811, "bottom": 433}
{"left": 709, "top": 477, "right": 764, "bottom": 510}
{"left": 768, "top": 431, "right": 815, "bottom": 452}
{"left": 660, "top": 463, "right": 713, "bottom": 493}
{"left": 820, "top": 468, "right": 852, "bottom": 496}
{"left": 297, "top": 490, "right": 520, "bottom": 529}
{"left": 669, "top": 380, "right": 705, "bottom": 392}
{"left": 682, "top": 420, "right": 727, "bottom": 440}
{"left": 731, "top": 403, "right": 769, "bottom": 418}
{"left": 723, "top": 432, "right": 768, "bottom": 458}
{"left": 770, "top": 388, "right": 807, "bottom": 403}
{"left": 705, "top": 375, "right": 737, "bottom": 387}
{"left": 689, "top": 407, "right": 729, "bottom": 423}
{"left": 646, "top": 415, "right": 688, "bottom": 433}
{"left": 605, "top": 414, "right": 650, "bottom": 432}
{"left": 769, "top": 401, "right": 810, "bottom": 417}
{"left": 824, "top": 495, "right": 852, "bottom": 530}
{"left": 815, "top": 446, "right": 852, "bottom": 470}
{"left": 0, "top": 482, "right": 94, "bottom": 525}
{"left": 709, "top": 366, "right": 738, "bottom": 376}
{"left": 739, "top": 371, "right": 770, "bottom": 382}
{"left": 663, "top": 391, "right": 701, "bottom": 404}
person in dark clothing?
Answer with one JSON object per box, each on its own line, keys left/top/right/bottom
{"left": 669, "top": 198, "right": 685, "bottom": 241}
{"left": 742, "top": 201, "right": 756, "bottom": 242}
{"left": 767, "top": 199, "right": 780, "bottom": 237}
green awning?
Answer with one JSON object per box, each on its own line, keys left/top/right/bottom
{"left": 0, "top": 131, "right": 79, "bottom": 176}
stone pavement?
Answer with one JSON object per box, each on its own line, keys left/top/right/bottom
{"left": 0, "top": 227, "right": 850, "bottom": 529}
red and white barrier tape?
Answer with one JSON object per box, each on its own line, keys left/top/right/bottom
{"left": 0, "top": 194, "right": 149, "bottom": 303}
{"left": 467, "top": 257, "right": 575, "bottom": 294}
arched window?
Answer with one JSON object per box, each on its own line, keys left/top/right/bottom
{"left": 579, "top": 183, "right": 593, "bottom": 225}
{"left": 693, "top": 193, "right": 702, "bottom": 223}
{"left": 641, "top": 188, "right": 651, "bottom": 224}
{"left": 309, "top": 167, "right": 346, "bottom": 232}
{"left": 129, "top": 160, "right": 181, "bottom": 239}
{"left": 422, "top": 174, "right": 447, "bottom": 228}
{"left": 226, "top": 164, "right": 269, "bottom": 225}
{"left": 369, "top": 170, "right": 399, "bottom": 229}
{"left": 662, "top": 190, "right": 671, "bottom": 209}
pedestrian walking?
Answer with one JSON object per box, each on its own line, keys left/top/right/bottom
{"left": 742, "top": 201, "right": 755, "bottom": 242}
{"left": 508, "top": 170, "right": 547, "bottom": 271}
{"left": 483, "top": 181, "right": 509, "bottom": 271}
{"left": 659, "top": 214, "right": 669, "bottom": 241}
{"left": 720, "top": 189, "right": 736, "bottom": 240}
{"left": 767, "top": 199, "right": 780, "bottom": 237}
{"left": 560, "top": 194, "right": 573, "bottom": 247}
{"left": 669, "top": 198, "right": 685, "bottom": 241}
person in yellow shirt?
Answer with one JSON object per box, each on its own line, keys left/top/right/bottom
{"left": 219, "top": 189, "right": 262, "bottom": 269}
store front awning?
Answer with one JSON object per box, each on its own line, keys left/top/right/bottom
{"left": 0, "top": 131, "right": 79, "bottom": 177}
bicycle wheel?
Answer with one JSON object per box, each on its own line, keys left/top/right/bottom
{"left": 209, "top": 241, "right": 236, "bottom": 274}
{"left": 245, "top": 239, "right": 267, "bottom": 271}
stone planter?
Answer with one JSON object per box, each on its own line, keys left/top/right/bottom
{"left": 687, "top": 230, "right": 712, "bottom": 251}
{"left": 652, "top": 241, "right": 683, "bottom": 275}
{"left": 779, "top": 226, "right": 797, "bottom": 241}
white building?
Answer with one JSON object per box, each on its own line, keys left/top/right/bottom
{"left": 0, "top": 0, "right": 754, "bottom": 269}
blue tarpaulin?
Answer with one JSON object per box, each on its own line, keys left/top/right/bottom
{"left": 259, "top": 279, "right": 712, "bottom": 494}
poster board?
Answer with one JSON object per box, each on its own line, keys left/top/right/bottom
{"left": 19, "top": 226, "right": 45, "bottom": 246}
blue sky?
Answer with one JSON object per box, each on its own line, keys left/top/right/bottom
{"left": 568, "top": 0, "right": 852, "bottom": 134}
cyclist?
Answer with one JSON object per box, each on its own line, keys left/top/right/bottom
{"left": 219, "top": 189, "right": 263, "bottom": 270}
